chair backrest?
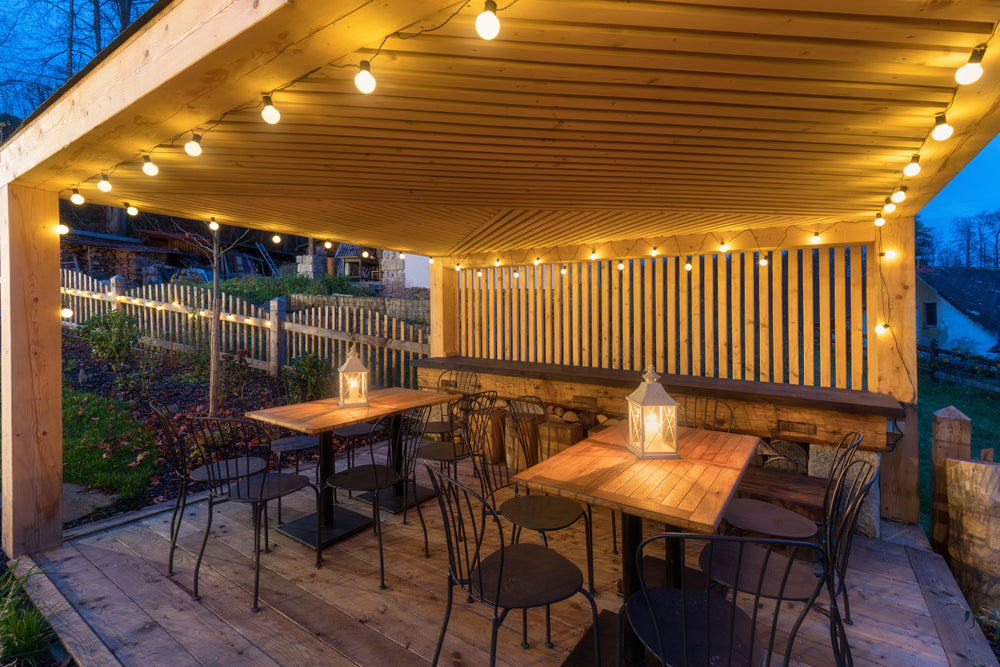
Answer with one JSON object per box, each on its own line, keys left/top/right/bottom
{"left": 466, "top": 404, "right": 514, "bottom": 501}
{"left": 679, "top": 396, "right": 734, "bottom": 432}
{"left": 507, "top": 395, "right": 548, "bottom": 468}
{"left": 437, "top": 369, "right": 479, "bottom": 395}
{"left": 819, "top": 431, "right": 864, "bottom": 519}
{"left": 455, "top": 389, "right": 497, "bottom": 444}
{"left": 150, "top": 399, "right": 186, "bottom": 477}
{"left": 823, "top": 457, "right": 877, "bottom": 594}
{"left": 635, "top": 533, "right": 836, "bottom": 667}
{"left": 353, "top": 406, "right": 431, "bottom": 480}
{"left": 187, "top": 417, "right": 273, "bottom": 499}
{"left": 424, "top": 463, "right": 507, "bottom": 609}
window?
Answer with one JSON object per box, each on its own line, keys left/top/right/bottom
{"left": 924, "top": 302, "right": 938, "bottom": 328}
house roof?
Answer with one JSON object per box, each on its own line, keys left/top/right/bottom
{"left": 4, "top": 1, "right": 1000, "bottom": 266}
{"left": 919, "top": 267, "right": 1000, "bottom": 336}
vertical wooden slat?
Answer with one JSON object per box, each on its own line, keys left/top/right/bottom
{"left": 621, "top": 261, "right": 632, "bottom": 370}
{"left": 591, "top": 262, "right": 600, "bottom": 367}
{"left": 545, "top": 265, "right": 554, "bottom": 364}
{"left": 678, "top": 258, "right": 689, "bottom": 375}
{"left": 758, "top": 254, "right": 771, "bottom": 383}
{"left": 743, "top": 252, "right": 756, "bottom": 382}
{"left": 643, "top": 257, "right": 653, "bottom": 372}
{"left": 564, "top": 265, "right": 573, "bottom": 365}
{"left": 772, "top": 250, "right": 784, "bottom": 384}
{"left": 601, "top": 262, "right": 611, "bottom": 369}
{"left": 703, "top": 255, "right": 715, "bottom": 378}
{"left": 818, "top": 248, "right": 832, "bottom": 387}
{"left": 486, "top": 267, "right": 496, "bottom": 360}
{"left": 787, "top": 250, "right": 800, "bottom": 385}
{"left": 612, "top": 262, "right": 622, "bottom": 370}
{"left": 865, "top": 245, "right": 879, "bottom": 391}
{"left": 528, "top": 265, "right": 538, "bottom": 363}
{"left": 850, "top": 246, "right": 865, "bottom": 390}
{"left": 666, "top": 258, "right": 677, "bottom": 374}
{"left": 579, "top": 263, "right": 589, "bottom": 367}
{"left": 655, "top": 258, "right": 666, "bottom": 374}
{"left": 693, "top": 256, "right": 704, "bottom": 377}
{"left": 716, "top": 253, "right": 728, "bottom": 379}
{"left": 632, "top": 260, "right": 642, "bottom": 371}
{"left": 802, "top": 249, "right": 815, "bottom": 386}
{"left": 834, "top": 247, "right": 848, "bottom": 389}
{"left": 518, "top": 265, "right": 527, "bottom": 362}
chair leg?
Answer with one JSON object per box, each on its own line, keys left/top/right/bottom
{"left": 583, "top": 510, "right": 596, "bottom": 594}
{"left": 580, "top": 588, "right": 601, "bottom": 667}
{"left": 432, "top": 579, "right": 455, "bottom": 667}
{"left": 521, "top": 609, "right": 529, "bottom": 649}
{"left": 544, "top": 605, "right": 553, "bottom": 648}
{"left": 167, "top": 478, "right": 188, "bottom": 577}
{"left": 373, "top": 490, "right": 386, "bottom": 590}
{"left": 262, "top": 502, "right": 271, "bottom": 553}
{"left": 193, "top": 495, "right": 215, "bottom": 601}
{"left": 251, "top": 503, "right": 262, "bottom": 612}
{"left": 611, "top": 509, "right": 618, "bottom": 554}
{"left": 312, "top": 485, "right": 323, "bottom": 568}
{"left": 411, "top": 480, "right": 430, "bottom": 558}
{"left": 841, "top": 582, "right": 854, "bottom": 625}
{"left": 491, "top": 616, "right": 501, "bottom": 667}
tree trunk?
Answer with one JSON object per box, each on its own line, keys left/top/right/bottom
{"left": 208, "top": 232, "right": 221, "bottom": 416}
{"left": 66, "top": 0, "right": 75, "bottom": 79}
{"left": 92, "top": 0, "right": 101, "bottom": 52}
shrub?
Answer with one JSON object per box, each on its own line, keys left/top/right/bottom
{"left": 222, "top": 349, "right": 259, "bottom": 398}
{"left": 219, "top": 274, "right": 362, "bottom": 305}
{"left": 0, "top": 563, "right": 55, "bottom": 666}
{"left": 285, "top": 353, "right": 334, "bottom": 403}
{"left": 76, "top": 310, "right": 141, "bottom": 378}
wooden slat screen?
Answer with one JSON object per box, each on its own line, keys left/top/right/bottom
{"left": 455, "top": 246, "right": 871, "bottom": 390}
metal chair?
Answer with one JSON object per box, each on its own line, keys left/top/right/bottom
{"left": 149, "top": 399, "right": 190, "bottom": 577}
{"left": 423, "top": 369, "right": 479, "bottom": 441}
{"left": 424, "top": 463, "right": 601, "bottom": 667}
{"left": 188, "top": 417, "right": 321, "bottom": 612}
{"left": 679, "top": 395, "right": 734, "bottom": 432}
{"left": 417, "top": 390, "right": 496, "bottom": 476}
{"left": 620, "top": 532, "right": 846, "bottom": 667}
{"left": 326, "top": 406, "right": 431, "bottom": 588}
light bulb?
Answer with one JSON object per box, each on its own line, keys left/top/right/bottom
{"left": 955, "top": 46, "right": 985, "bottom": 85}
{"left": 874, "top": 323, "right": 888, "bottom": 335}
{"left": 208, "top": 218, "right": 219, "bottom": 231}
{"left": 874, "top": 212, "right": 885, "bottom": 227}
{"left": 355, "top": 61, "right": 376, "bottom": 94}
{"left": 650, "top": 247, "right": 658, "bottom": 256}
{"left": 684, "top": 259, "right": 692, "bottom": 271}
{"left": 883, "top": 198, "right": 896, "bottom": 213}
{"left": 125, "top": 203, "right": 138, "bottom": 216}
{"left": 884, "top": 249, "right": 897, "bottom": 260}
{"left": 429, "top": 257, "right": 435, "bottom": 264}
{"left": 475, "top": 0, "right": 500, "bottom": 40}
{"left": 97, "top": 174, "right": 112, "bottom": 192}
{"left": 261, "top": 95, "right": 280, "bottom": 124}
{"left": 903, "top": 155, "right": 921, "bottom": 177}
{"left": 362, "top": 250, "right": 369, "bottom": 258}
{"left": 56, "top": 224, "right": 69, "bottom": 234}
{"left": 70, "top": 189, "right": 84, "bottom": 205}
{"left": 891, "top": 186, "right": 907, "bottom": 203}
{"left": 184, "top": 133, "right": 203, "bottom": 156}
{"left": 455, "top": 264, "right": 461, "bottom": 271}
{"left": 399, "top": 252, "right": 406, "bottom": 259}
{"left": 272, "top": 234, "right": 281, "bottom": 244}
{"left": 477, "top": 269, "right": 483, "bottom": 277}
{"left": 494, "top": 258, "right": 501, "bottom": 266}
{"left": 719, "top": 242, "right": 728, "bottom": 253}
{"left": 142, "top": 156, "right": 158, "bottom": 176}
{"left": 932, "top": 114, "right": 953, "bottom": 141}
{"left": 513, "top": 270, "right": 519, "bottom": 278}
{"left": 533, "top": 257, "right": 541, "bottom": 266}
{"left": 60, "top": 307, "right": 73, "bottom": 319}
{"left": 759, "top": 256, "right": 768, "bottom": 266}
{"left": 589, "top": 250, "right": 597, "bottom": 261}
{"left": 560, "top": 265, "right": 567, "bottom": 275}
{"left": 324, "top": 240, "right": 333, "bottom": 249}
{"left": 811, "top": 232, "right": 821, "bottom": 244}
{"left": 617, "top": 261, "right": 625, "bottom": 271}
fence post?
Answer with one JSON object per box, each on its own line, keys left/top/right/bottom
{"left": 268, "top": 297, "right": 286, "bottom": 377}
{"left": 931, "top": 405, "right": 971, "bottom": 556}
{"left": 109, "top": 275, "right": 127, "bottom": 311}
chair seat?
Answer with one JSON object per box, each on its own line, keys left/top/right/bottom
{"left": 333, "top": 422, "right": 381, "bottom": 438}
{"left": 191, "top": 456, "right": 268, "bottom": 483}
{"left": 225, "top": 472, "right": 312, "bottom": 503}
{"left": 271, "top": 434, "right": 320, "bottom": 453}
{"left": 417, "top": 440, "right": 469, "bottom": 462}
{"left": 327, "top": 464, "right": 400, "bottom": 493}
{"left": 625, "top": 588, "right": 760, "bottom": 666}
{"left": 500, "top": 494, "right": 585, "bottom": 532}
{"left": 423, "top": 420, "right": 454, "bottom": 435}
{"left": 470, "top": 543, "right": 583, "bottom": 609}
{"left": 698, "top": 540, "right": 820, "bottom": 601}
{"left": 725, "top": 498, "right": 818, "bottom": 540}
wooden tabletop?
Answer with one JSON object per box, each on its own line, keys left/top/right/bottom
{"left": 514, "top": 420, "right": 760, "bottom": 534}
{"left": 245, "top": 387, "right": 455, "bottom": 435}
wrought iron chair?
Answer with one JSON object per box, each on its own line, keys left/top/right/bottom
{"left": 679, "top": 395, "right": 734, "bottom": 432}
{"left": 620, "top": 533, "right": 846, "bottom": 667}
{"left": 188, "top": 416, "right": 321, "bottom": 612}
{"left": 422, "top": 369, "right": 479, "bottom": 441}
{"left": 149, "top": 399, "right": 190, "bottom": 577}
{"left": 417, "top": 390, "right": 496, "bottom": 476}
{"left": 326, "top": 406, "right": 431, "bottom": 588}
{"left": 424, "top": 463, "right": 601, "bottom": 667}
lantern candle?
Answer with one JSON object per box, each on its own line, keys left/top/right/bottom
{"left": 626, "top": 365, "right": 679, "bottom": 459}
{"left": 338, "top": 345, "right": 369, "bottom": 408}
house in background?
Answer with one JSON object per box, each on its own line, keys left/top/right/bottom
{"left": 916, "top": 266, "right": 1000, "bottom": 356}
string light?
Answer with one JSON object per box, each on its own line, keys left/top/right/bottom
{"left": 208, "top": 217, "right": 219, "bottom": 231}
{"left": 759, "top": 255, "right": 768, "bottom": 266}
{"left": 355, "top": 61, "right": 376, "bottom": 94}
{"left": 272, "top": 234, "right": 281, "bottom": 244}
{"left": 932, "top": 113, "right": 953, "bottom": 141}
{"left": 494, "top": 258, "right": 501, "bottom": 266}
{"left": 70, "top": 189, "right": 84, "bottom": 205}
{"left": 650, "top": 247, "right": 658, "bottom": 256}
{"left": 455, "top": 264, "right": 461, "bottom": 271}
{"left": 361, "top": 250, "right": 370, "bottom": 258}
{"left": 324, "top": 240, "right": 333, "bottom": 249}
{"left": 684, "top": 258, "right": 692, "bottom": 271}
{"left": 60, "top": 307, "right": 73, "bottom": 319}
{"left": 512, "top": 269, "right": 519, "bottom": 278}
{"left": 589, "top": 250, "right": 597, "bottom": 261}
{"left": 874, "top": 212, "right": 885, "bottom": 227}
{"left": 56, "top": 224, "right": 69, "bottom": 234}
{"left": 184, "top": 133, "right": 203, "bottom": 156}
{"left": 891, "top": 186, "right": 907, "bottom": 203}
{"left": 719, "top": 241, "right": 728, "bottom": 253}
{"left": 883, "top": 197, "right": 896, "bottom": 213}
{"left": 429, "top": 257, "right": 435, "bottom": 264}
{"left": 811, "top": 232, "right": 821, "bottom": 244}
{"left": 533, "top": 257, "right": 541, "bottom": 266}
{"left": 903, "top": 155, "right": 921, "bottom": 177}
{"left": 97, "top": 174, "right": 112, "bottom": 192}
{"left": 261, "top": 95, "right": 280, "bottom": 124}
{"left": 617, "top": 260, "right": 625, "bottom": 270}
{"left": 560, "top": 265, "right": 568, "bottom": 275}
{"left": 125, "top": 203, "right": 138, "bottom": 216}
{"left": 475, "top": 0, "right": 500, "bottom": 40}
{"left": 142, "top": 155, "right": 158, "bottom": 176}
{"left": 874, "top": 323, "right": 889, "bottom": 335}
{"left": 399, "top": 252, "right": 406, "bottom": 259}
{"left": 477, "top": 269, "right": 483, "bottom": 276}
{"left": 880, "top": 249, "right": 897, "bottom": 260}
{"left": 955, "top": 45, "right": 986, "bottom": 85}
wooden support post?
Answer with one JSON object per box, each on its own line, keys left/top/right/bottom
{"left": 268, "top": 297, "right": 286, "bottom": 377}
{"left": 875, "top": 214, "right": 919, "bottom": 523}
{"left": 1, "top": 184, "right": 62, "bottom": 555}
{"left": 931, "top": 406, "right": 971, "bottom": 555}
{"left": 108, "top": 275, "right": 127, "bottom": 311}
{"left": 430, "top": 259, "right": 458, "bottom": 358}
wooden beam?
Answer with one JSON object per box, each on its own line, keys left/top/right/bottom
{"left": 1, "top": 185, "right": 62, "bottom": 555}
{"left": 429, "top": 259, "right": 458, "bottom": 357}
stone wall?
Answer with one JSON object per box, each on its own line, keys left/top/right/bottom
{"left": 296, "top": 254, "right": 326, "bottom": 279}
{"left": 380, "top": 250, "right": 406, "bottom": 292}
{"left": 288, "top": 292, "right": 430, "bottom": 325}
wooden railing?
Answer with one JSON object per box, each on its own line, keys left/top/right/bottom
{"left": 454, "top": 245, "right": 873, "bottom": 390}
{"left": 60, "top": 270, "right": 429, "bottom": 387}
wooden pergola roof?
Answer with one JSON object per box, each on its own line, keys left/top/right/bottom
{"left": 4, "top": 0, "right": 1000, "bottom": 264}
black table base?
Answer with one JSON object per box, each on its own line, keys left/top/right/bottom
{"left": 276, "top": 506, "right": 373, "bottom": 550}
{"left": 355, "top": 484, "right": 435, "bottom": 514}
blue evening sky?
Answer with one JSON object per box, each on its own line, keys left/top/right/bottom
{"left": 919, "top": 133, "right": 1000, "bottom": 232}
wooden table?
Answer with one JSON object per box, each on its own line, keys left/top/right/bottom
{"left": 514, "top": 420, "right": 759, "bottom": 664}
{"left": 246, "top": 387, "right": 455, "bottom": 549}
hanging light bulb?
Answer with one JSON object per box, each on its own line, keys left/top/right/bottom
{"left": 60, "top": 307, "right": 73, "bottom": 319}
{"left": 272, "top": 234, "right": 281, "bottom": 244}
{"left": 650, "top": 247, "right": 658, "bottom": 257}
{"left": 512, "top": 269, "right": 519, "bottom": 278}
{"left": 477, "top": 269, "right": 483, "bottom": 277}
{"left": 494, "top": 258, "right": 501, "bottom": 266}
{"left": 533, "top": 257, "right": 541, "bottom": 266}
{"left": 874, "top": 212, "right": 885, "bottom": 227}
{"left": 355, "top": 61, "right": 376, "bottom": 94}
{"left": 455, "top": 264, "right": 461, "bottom": 271}
{"left": 955, "top": 45, "right": 986, "bottom": 85}
{"left": 589, "top": 250, "right": 597, "bottom": 261}
{"left": 97, "top": 174, "right": 112, "bottom": 192}
{"left": 184, "top": 133, "right": 203, "bottom": 156}
{"left": 361, "top": 250, "right": 370, "bottom": 258}
{"left": 324, "top": 240, "right": 333, "bottom": 249}
{"left": 142, "top": 155, "right": 158, "bottom": 176}
{"left": 125, "top": 203, "right": 138, "bottom": 216}
{"left": 261, "top": 95, "right": 280, "bottom": 124}
{"left": 759, "top": 256, "right": 768, "bottom": 267}
{"left": 891, "top": 186, "right": 907, "bottom": 203}
{"left": 684, "top": 258, "right": 693, "bottom": 271}
{"left": 903, "top": 155, "right": 921, "bottom": 177}
{"left": 932, "top": 113, "right": 953, "bottom": 141}
{"left": 617, "top": 260, "right": 625, "bottom": 270}
{"left": 208, "top": 217, "right": 219, "bottom": 231}
{"left": 719, "top": 241, "right": 728, "bottom": 253}
{"left": 399, "top": 252, "right": 406, "bottom": 259}
{"left": 560, "top": 265, "right": 568, "bottom": 275}
{"left": 70, "top": 189, "right": 84, "bottom": 205}
{"left": 874, "top": 323, "right": 889, "bottom": 335}
{"left": 429, "top": 257, "right": 435, "bottom": 264}
{"left": 56, "top": 224, "right": 69, "bottom": 235}
{"left": 475, "top": 0, "right": 500, "bottom": 40}
{"left": 883, "top": 249, "right": 897, "bottom": 260}
{"left": 883, "top": 197, "right": 896, "bottom": 213}
{"left": 811, "top": 232, "right": 821, "bottom": 245}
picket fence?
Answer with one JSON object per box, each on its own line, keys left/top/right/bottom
{"left": 60, "top": 270, "right": 429, "bottom": 388}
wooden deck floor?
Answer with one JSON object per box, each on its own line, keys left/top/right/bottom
{"left": 23, "top": 452, "right": 998, "bottom": 667}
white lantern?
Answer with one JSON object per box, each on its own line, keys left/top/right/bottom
{"left": 626, "top": 366, "right": 679, "bottom": 459}
{"left": 338, "top": 345, "right": 369, "bottom": 408}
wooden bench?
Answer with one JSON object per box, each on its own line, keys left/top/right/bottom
{"left": 735, "top": 466, "right": 827, "bottom": 523}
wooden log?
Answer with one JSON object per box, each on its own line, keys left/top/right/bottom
{"left": 946, "top": 457, "right": 1000, "bottom": 614}
{"left": 268, "top": 297, "right": 286, "bottom": 377}
{"left": 982, "top": 448, "right": 994, "bottom": 462}
{"left": 931, "top": 406, "right": 971, "bottom": 555}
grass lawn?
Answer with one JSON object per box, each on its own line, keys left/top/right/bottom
{"left": 917, "top": 369, "right": 1000, "bottom": 532}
